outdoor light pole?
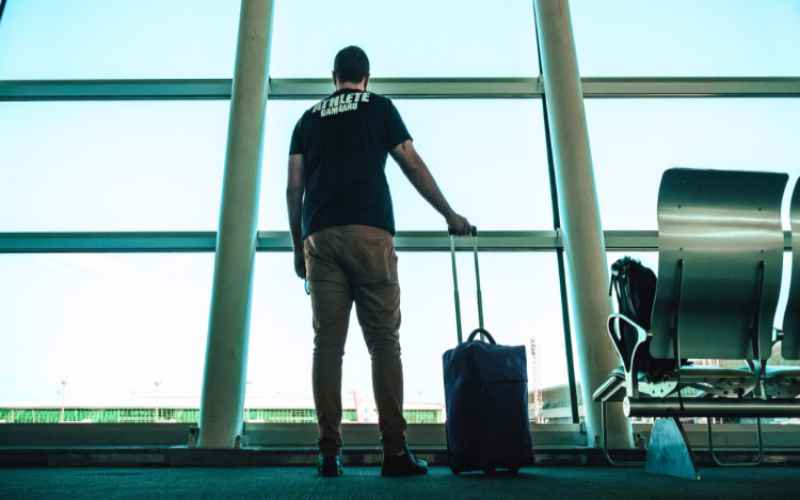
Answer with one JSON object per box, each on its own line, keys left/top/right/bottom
{"left": 154, "top": 380, "right": 161, "bottom": 423}
{"left": 59, "top": 379, "right": 67, "bottom": 423}
{"left": 198, "top": 0, "right": 275, "bottom": 448}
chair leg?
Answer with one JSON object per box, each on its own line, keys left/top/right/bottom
{"left": 600, "top": 400, "right": 644, "bottom": 467}
{"left": 706, "top": 417, "right": 764, "bottom": 467}
{"left": 645, "top": 417, "right": 700, "bottom": 480}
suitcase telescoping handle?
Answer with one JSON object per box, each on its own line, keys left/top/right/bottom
{"left": 449, "top": 226, "right": 485, "bottom": 344}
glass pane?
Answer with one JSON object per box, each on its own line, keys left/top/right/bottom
{"left": 586, "top": 99, "right": 800, "bottom": 230}
{"left": 571, "top": 0, "right": 800, "bottom": 77}
{"left": 0, "top": 254, "right": 211, "bottom": 423}
{"left": 270, "top": 0, "right": 538, "bottom": 77}
{"left": 0, "top": 1, "right": 240, "bottom": 79}
{"left": 0, "top": 102, "right": 228, "bottom": 231}
{"left": 247, "top": 252, "right": 568, "bottom": 423}
{"left": 260, "top": 99, "right": 552, "bottom": 231}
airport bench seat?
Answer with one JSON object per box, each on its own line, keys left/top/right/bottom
{"left": 593, "top": 168, "right": 800, "bottom": 478}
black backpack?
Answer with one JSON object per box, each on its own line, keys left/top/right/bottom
{"left": 609, "top": 257, "right": 675, "bottom": 380}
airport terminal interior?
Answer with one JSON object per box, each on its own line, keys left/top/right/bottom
{"left": 2, "top": 0, "right": 800, "bottom": 498}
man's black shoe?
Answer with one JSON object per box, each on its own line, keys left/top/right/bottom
{"left": 381, "top": 445, "right": 428, "bottom": 477}
{"left": 318, "top": 453, "right": 343, "bottom": 477}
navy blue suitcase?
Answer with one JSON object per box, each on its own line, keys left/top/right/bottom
{"left": 442, "top": 232, "right": 534, "bottom": 474}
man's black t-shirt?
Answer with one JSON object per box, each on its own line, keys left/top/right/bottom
{"left": 290, "top": 89, "right": 411, "bottom": 239}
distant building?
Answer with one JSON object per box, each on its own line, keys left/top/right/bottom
{"left": 0, "top": 405, "right": 443, "bottom": 424}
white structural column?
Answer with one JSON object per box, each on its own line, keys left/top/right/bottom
{"left": 533, "top": 0, "right": 632, "bottom": 448}
{"left": 198, "top": 0, "right": 274, "bottom": 448}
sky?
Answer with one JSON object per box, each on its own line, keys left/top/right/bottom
{"left": 1, "top": 0, "right": 799, "bottom": 414}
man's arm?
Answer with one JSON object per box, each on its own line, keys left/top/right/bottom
{"left": 390, "top": 139, "right": 472, "bottom": 235}
{"left": 286, "top": 153, "right": 306, "bottom": 278}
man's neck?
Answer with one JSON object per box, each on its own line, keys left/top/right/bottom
{"left": 336, "top": 82, "right": 366, "bottom": 92}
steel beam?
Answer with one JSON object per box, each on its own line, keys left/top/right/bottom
{"left": 259, "top": 230, "right": 562, "bottom": 252}
{"left": 2, "top": 77, "right": 799, "bottom": 102}
{"left": 0, "top": 232, "right": 217, "bottom": 253}
{"left": 0, "top": 231, "right": 791, "bottom": 254}
{"left": 534, "top": 0, "right": 631, "bottom": 449}
{"left": 4, "top": 421, "right": 800, "bottom": 449}
{"left": 268, "top": 77, "right": 541, "bottom": 99}
{"left": 0, "top": 79, "right": 231, "bottom": 101}
{"left": 0, "top": 230, "right": 561, "bottom": 253}
{"left": 198, "top": 0, "right": 274, "bottom": 449}
{"left": 582, "top": 77, "right": 800, "bottom": 98}
{"left": 0, "top": 78, "right": 540, "bottom": 101}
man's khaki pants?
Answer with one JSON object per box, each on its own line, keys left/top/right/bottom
{"left": 304, "top": 224, "right": 407, "bottom": 456}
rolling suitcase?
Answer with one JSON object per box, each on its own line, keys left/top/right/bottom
{"left": 442, "top": 229, "right": 534, "bottom": 475}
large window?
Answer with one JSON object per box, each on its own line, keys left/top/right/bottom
{"left": 260, "top": 99, "right": 553, "bottom": 231}
{"left": 247, "top": 252, "right": 568, "bottom": 423}
{"left": 0, "top": 1, "right": 240, "bottom": 79}
{"left": 0, "top": 102, "right": 228, "bottom": 231}
{"left": 0, "top": 254, "right": 211, "bottom": 418}
{"left": 270, "top": 0, "right": 538, "bottom": 78}
{"left": 586, "top": 99, "right": 800, "bottom": 230}
{"left": 571, "top": 0, "right": 800, "bottom": 77}
{"left": 3, "top": 0, "right": 798, "bottom": 434}
{"left": 0, "top": 0, "right": 563, "bottom": 428}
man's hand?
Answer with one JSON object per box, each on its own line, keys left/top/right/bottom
{"left": 294, "top": 250, "right": 307, "bottom": 279}
{"left": 447, "top": 211, "right": 473, "bottom": 236}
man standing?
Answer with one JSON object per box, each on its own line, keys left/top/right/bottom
{"left": 286, "top": 46, "right": 472, "bottom": 477}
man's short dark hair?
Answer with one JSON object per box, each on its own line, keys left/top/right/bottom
{"left": 333, "top": 46, "right": 370, "bottom": 84}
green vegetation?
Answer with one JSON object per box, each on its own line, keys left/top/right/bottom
{"left": 0, "top": 407, "right": 441, "bottom": 424}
